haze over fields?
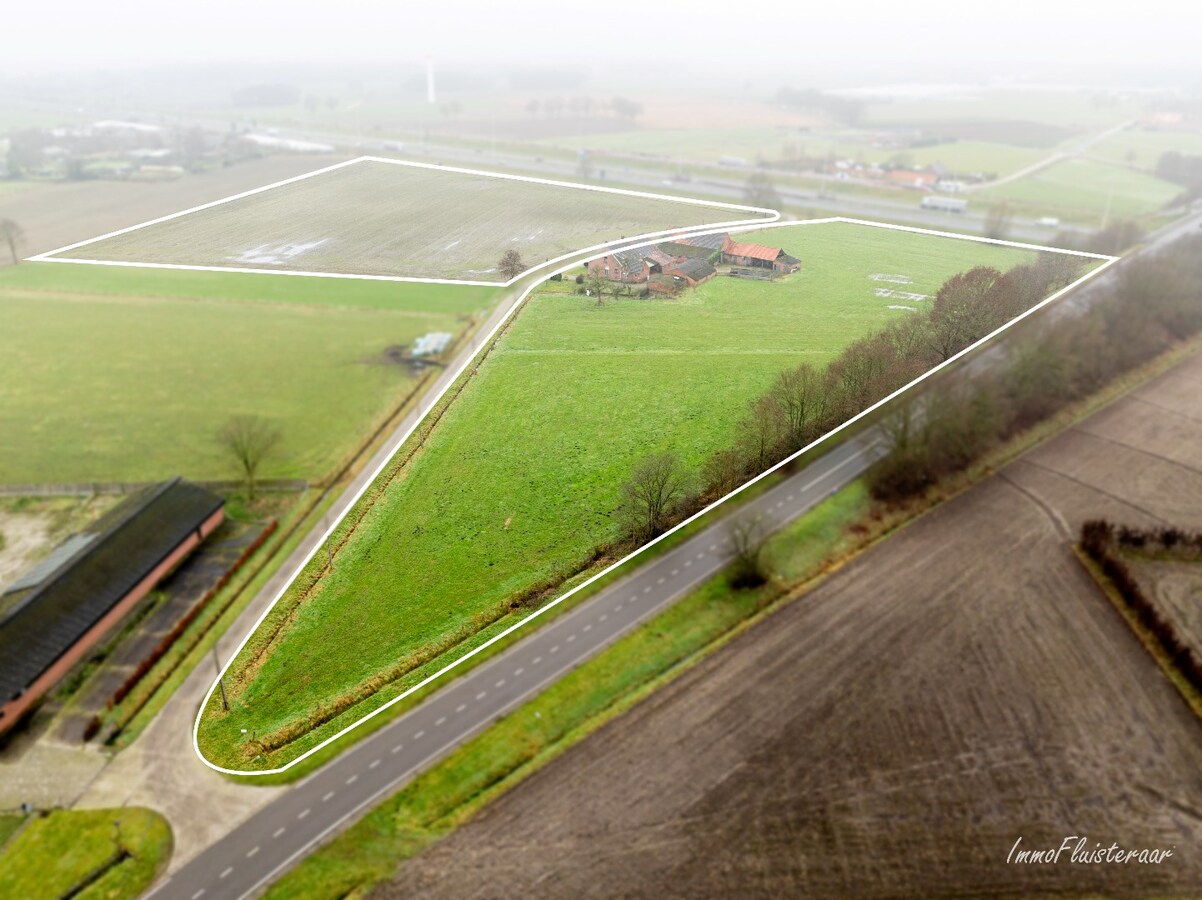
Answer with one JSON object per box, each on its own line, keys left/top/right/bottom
{"left": 2, "top": 3, "right": 1201, "bottom": 899}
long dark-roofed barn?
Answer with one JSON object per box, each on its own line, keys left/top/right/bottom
{"left": 0, "top": 478, "right": 224, "bottom": 735}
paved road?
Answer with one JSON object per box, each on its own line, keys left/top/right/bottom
{"left": 146, "top": 432, "right": 886, "bottom": 900}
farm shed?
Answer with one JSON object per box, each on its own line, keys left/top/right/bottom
{"left": 676, "top": 232, "right": 728, "bottom": 252}
{"left": 0, "top": 478, "right": 224, "bottom": 735}
{"left": 720, "top": 237, "right": 801, "bottom": 274}
{"left": 665, "top": 257, "right": 718, "bottom": 286}
{"left": 413, "top": 331, "right": 454, "bottom": 357}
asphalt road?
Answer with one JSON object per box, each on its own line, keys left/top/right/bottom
{"left": 145, "top": 432, "right": 886, "bottom": 900}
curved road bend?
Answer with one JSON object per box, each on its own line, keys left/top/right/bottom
{"left": 146, "top": 432, "right": 886, "bottom": 900}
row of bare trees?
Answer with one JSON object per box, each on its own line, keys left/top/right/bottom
{"left": 869, "top": 233, "right": 1202, "bottom": 501}
{"left": 614, "top": 254, "right": 1082, "bottom": 579}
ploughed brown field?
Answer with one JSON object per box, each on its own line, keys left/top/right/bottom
{"left": 379, "top": 350, "right": 1202, "bottom": 899}
{"left": 0, "top": 154, "right": 351, "bottom": 259}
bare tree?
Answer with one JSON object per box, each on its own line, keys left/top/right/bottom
{"left": 728, "top": 515, "right": 770, "bottom": 588}
{"left": 0, "top": 219, "right": 25, "bottom": 265}
{"left": 620, "top": 452, "right": 687, "bottom": 543}
{"left": 585, "top": 272, "right": 608, "bottom": 306}
{"left": 767, "top": 363, "right": 828, "bottom": 453}
{"left": 217, "top": 415, "right": 282, "bottom": 501}
{"left": 498, "top": 249, "right": 525, "bottom": 280}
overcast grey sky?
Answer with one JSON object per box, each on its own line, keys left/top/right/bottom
{"left": 5, "top": 0, "right": 1200, "bottom": 78}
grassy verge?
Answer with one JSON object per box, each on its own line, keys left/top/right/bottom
{"left": 0, "top": 808, "right": 171, "bottom": 900}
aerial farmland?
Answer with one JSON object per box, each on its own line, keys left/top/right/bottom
{"left": 193, "top": 219, "right": 1101, "bottom": 772}
{"left": 41, "top": 157, "right": 774, "bottom": 282}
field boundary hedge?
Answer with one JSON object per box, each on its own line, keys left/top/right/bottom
{"left": 1079, "top": 518, "right": 1202, "bottom": 700}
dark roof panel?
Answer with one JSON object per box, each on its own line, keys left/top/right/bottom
{"left": 0, "top": 478, "right": 224, "bottom": 702}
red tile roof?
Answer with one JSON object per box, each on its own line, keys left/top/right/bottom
{"left": 721, "top": 236, "right": 783, "bottom": 262}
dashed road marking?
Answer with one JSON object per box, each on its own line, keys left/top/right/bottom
{"left": 455, "top": 704, "right": 466, "bottom": 713}
{"left": 550, "top": 645, "right": 559, "bottom": 653}
{"left": 476, "top": 691, "right": 487, "bottom": 700}
{"left": 514, "top": 667, "right": 525, "bottom": 676}
{"left": 435, "top": 717, "right": 447, "bottom": 726}
{"left": 414, "top": 730, "right": 425, "bottom": 739}
{"left": 369, "top": 759, "right": 381, "bottom": 769}
{"left": 532, "top": 656, "right": 543, "bottom": 665}
{"left": 495, "top": 678, "right": 506, "bottom": 688}
{"left": 298, "top": 808, "right": 310, "bottom": 820}
{"left": 566, "top": 634, "right": 576, "bottom": 643}
{"left": 671, "top": 569, "right": 679, "bottom": 576}
{"left": 322, "top": 791, "right": 335, "bottom": 801}
{"left": 273, "top": 827, "right": 286, "bottom": 838}
{"left": 220, "top": 868, "right": 233, "bottom": 880}
{"left": 684, "top": 559, "right": 693, "bottom": 568}
{"left": 391, "top": 743, "right": 404, "bottom": 754}
{"left": 346, "top": 774, "right": 358, "bottom": 785}
{"left": 246, "top": 846, "right": 260, "bottom": 858}
{"left": 583, "top": 623, "right": 593, "bottom": 632}
{"left": 642, "top": 585, "right": 652, "bottom": 593}
{"left": 192, "top": 890, "right": 206, "bottom": 899}
{"left": 657, "top": 576, "right": 666, "bottom": 584}
{"left": 599, "top": 614, "right": 608, "bottom": 622}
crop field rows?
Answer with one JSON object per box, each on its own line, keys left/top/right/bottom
{"left": 37, "top": 157, "right": 775, "bottom": 283}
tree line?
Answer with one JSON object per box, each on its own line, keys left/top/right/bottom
{"left": 868, "top": 233, "right": 1202, "bottom": 502}
{"left": 1080, "top": 518, "right": 1202, "bottom": 696}
{"left": 617, "top": 253, "right": 1082, "bottom": 551}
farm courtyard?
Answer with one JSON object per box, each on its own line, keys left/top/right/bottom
{"left": 196, "top": 220, "right": 1098, "bottom": 771}
{"left": 0, "top": 262, "right": 497, "bottom": 484}
{"left": 46, "top": 157, "right": 773, "bottom": 282}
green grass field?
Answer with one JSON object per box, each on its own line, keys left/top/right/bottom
{"left": 982, "top": 157, "right": 1182, "bottom": 223}
{"left": 1091, "top": 127, "right": 1202, "bottom": 170}
{"left": 0, "top": 807, "right": 171, "bottom": 900}
{"left": 0, "top": 263, "right": 495, "bottom": 483}
{"left": 197, "top": 220, "right": 1046, "bottom": 770}
{"left": 54, "top": 158, "right": 771, "bottom": 282}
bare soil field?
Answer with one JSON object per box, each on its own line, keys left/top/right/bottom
{"left": 50, "top": 158, "right": 770, "bottom": 282}
{"left": 1133, "top": 560, "right": 1202, "bottom": 660}
{"left": 0, "top": 154, "right": 351, "bottom": 260}
{"left": 380, "top": 351, "right": 1202, "bottom": 898}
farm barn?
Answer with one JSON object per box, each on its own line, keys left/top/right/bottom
{"left": 0, "top": 478, "right": 224, "bottom": 735}
{"left": 720, "top": 237, "right": 801, "bottom": 274}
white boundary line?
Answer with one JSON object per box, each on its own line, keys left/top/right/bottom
{"left": 26, "top": 155, "right": 780, "bottom": 287}
{"left": 188, "top": 210, "right": 1118, "bottom": 776}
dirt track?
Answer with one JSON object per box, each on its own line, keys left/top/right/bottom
{"left": 380, "top": 351, "right": 1202, "bottom": 898}
{"left": 0, "top": 154, "right": 351, "bottom": 259}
